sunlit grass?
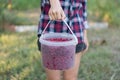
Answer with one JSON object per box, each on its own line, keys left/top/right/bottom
{"left": 0, "top": 32, "right": 43, "bottom": 80}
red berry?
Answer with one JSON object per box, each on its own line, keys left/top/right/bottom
{"left": 45, "top": 38, "right": 72, "bottom": 42}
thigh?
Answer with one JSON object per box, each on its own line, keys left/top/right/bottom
{"left": 45, "top": 68, "right": 61, "bottom": 80}
{"left": 63, "top": 52, "right": 82, "bottom": 80}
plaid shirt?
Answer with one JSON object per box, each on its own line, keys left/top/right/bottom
{"left": 38, "top": 0, "right": 89, "bottom": 43}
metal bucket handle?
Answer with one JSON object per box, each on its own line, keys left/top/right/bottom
{"left": 41, "top": 20, "right": 78, "bottom": 44}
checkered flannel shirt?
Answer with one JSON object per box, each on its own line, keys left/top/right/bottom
{"left": 38, "top": 0, "right": 89, "bottom": 43}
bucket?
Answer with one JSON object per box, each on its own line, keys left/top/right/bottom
{"left": 39, "top": 20, "right": 78, "bottom": 70}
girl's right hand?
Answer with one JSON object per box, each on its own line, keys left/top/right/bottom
{"left": 49, "top": 0, "right": 66, "bottom": 20}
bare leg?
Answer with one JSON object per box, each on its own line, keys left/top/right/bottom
{"left": 63, "top": 52, "right": 83, "bottom": 80}
{"left": 45, "top": 68, "right": 61, "bottom": 80}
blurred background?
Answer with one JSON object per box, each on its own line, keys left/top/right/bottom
{"left": 0, "top": 0, "right": 120, "bottom": 80}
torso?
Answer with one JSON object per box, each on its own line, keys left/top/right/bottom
{"left": 38, "top": 0, "right": 86, "bottom": 43}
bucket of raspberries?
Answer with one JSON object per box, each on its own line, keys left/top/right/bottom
{"left": 39, "top": 20, "right": 78, "bottom": 70}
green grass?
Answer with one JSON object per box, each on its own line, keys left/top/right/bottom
{"left": 0, "top": 32, "right": 44, "bottom": 80}
{"left": 12, "top": 0, "right": 40, "bottom": 10}
{"left": 0, "top": 0, "right": 40, "bottom": 28}
{"left": 79, "top": 47, "right": 120, "bottom": 80}
{"left": 1, "top": 0, "right": 120, "bottom": 27}
{"left": 0, "top": 28, "right": 120, "bottom": 80}
{"left": 87, "top": 0, "right": 120, "bottom": 26}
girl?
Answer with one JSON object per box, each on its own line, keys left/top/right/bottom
{"left": 37, "top": 0, "right": 89, "bottom": 80}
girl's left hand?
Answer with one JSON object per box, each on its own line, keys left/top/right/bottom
{"left": 83, "top": 30, "right": 89, "bottom": 53}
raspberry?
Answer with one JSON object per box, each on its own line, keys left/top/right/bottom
{"left": 41, "top": 44, "right": 75, "bottom": 70}
{"left": 45, "top": 38, "right": 72, "bottom": 42}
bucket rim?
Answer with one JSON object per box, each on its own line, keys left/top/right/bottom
{"left": 39, "top": 33, "right": 78, "bottom": 46}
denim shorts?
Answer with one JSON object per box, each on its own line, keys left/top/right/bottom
{"left": 37, "top": 36, "right": 86, "bottom": 54}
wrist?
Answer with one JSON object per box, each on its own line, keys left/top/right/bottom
{"left": 84, "top": 29, "right": 87, "bottom": 34}
{"left": 83, "top": 29, "right": 87, "bottom": 37}
{"left": 49, "top": 0, "right": 61, "bottom": 7}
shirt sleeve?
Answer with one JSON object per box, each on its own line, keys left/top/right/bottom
{"left": 81, "top": 0, "right": 89, "bottom": 29}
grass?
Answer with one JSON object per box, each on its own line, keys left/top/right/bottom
{"left": 87, "top": 0, "right": 120, "bottom": 26}
{"left": 0, "top": 32, "right": 44, "bottom": 80}
{"left": 0, "top": 27, "right": 120, "bottom": 80}
{"left": 12, "top": 0, "right": 40, "bottom": 10}
{"left": 1, "top": 0, "right": 120, "bottom": 27}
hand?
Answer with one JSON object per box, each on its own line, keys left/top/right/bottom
{"left": 49, "top": 0, "right": 66, "bottom": 20}
{"left": 82, "top": 30, "right": 89, "bottom": 53}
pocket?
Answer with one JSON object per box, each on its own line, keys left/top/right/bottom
{"left": 37, "top": 39, "right": 41, "bottom": 51}
{"left": 76, "top": 42, "right": 86, "bottom": 53}
{"left": 37, "top": 34, "right": 41, "bottom": 51}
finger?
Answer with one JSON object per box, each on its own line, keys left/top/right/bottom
{"left": 51, "top": 13, "right": 55, "bottom": 20}
{"left": 54, "top": 11, "right": 58, "bottom": 20}
{"left": 49, "top": 16, "right": 52, "bottom": 20}
{"left": 61, "top": 11, "right": 66, "bottom": 20}
{"left": 49, "top": 11, "right": 53, "bottom": 20}
{"left": 56, "top": 12, "right": 61, "bottom": 20}
{"left": 49, "top": 11, "right": 55, "bottom": 20}
{"left": 51, "top": 11, "right": 56, "bottom": 20}
{"left": 84, "top": 43, "right": 89, "bottom": 52}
